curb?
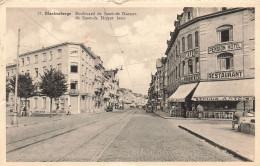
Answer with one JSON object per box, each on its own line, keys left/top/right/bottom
{"left": 178, "top": 125, "right": 253, "bottom": 162}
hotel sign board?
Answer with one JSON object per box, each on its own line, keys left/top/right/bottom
{"left": 181, "top": 48, "right": 199, "bottom": 60}
{"left": 208, "top": 42, "right": 242, "bottom": 54}
{"left": 193, "top": 96, "right": 255, "bottom": 101}
{"left": 208, "top": 70, "right": 243, "bottom": 80}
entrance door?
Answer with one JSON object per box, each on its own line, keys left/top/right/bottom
{"left": 70, "top": 96, "right": 78, "bottom": 114}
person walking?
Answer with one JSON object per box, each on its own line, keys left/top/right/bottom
{"left": 197, "top": 103, "right": 204, "bottom": 119}
{"left": 232, "top": 110, "right": 244, "bottom": 130}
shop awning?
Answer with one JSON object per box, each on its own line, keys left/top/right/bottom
{"left": 192, "top": 79, "right": 254, "bottom": 101}
{"left": 168, "top": 83, "right": 198, "bottom": 102}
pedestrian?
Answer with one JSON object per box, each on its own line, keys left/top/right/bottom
{"left": 232, "top": 110, "right": 244, "bottom": 130}
{"left": 191, "top": 104, "right": 195, "bottom": 118}
{"left": 197, "top": 103, "right": 204, "bottom": 119}
{"left": 170, "top": 104, "right": 176, "bottom": 117}
{"left": 67, "top": 105, "right": 71, "bottom": 115}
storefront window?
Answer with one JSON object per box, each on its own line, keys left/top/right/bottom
{"left": 218, "top": 53, "right": 234, "bottom": 71}
{"left": 187, "top": 34, "right": 192, "bottom": 50}
{"left": 217, "top": 25, "right": 233, "bottom": 43}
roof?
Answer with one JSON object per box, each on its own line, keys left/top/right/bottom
{"left": 19, "top": 42, "right": 96, "bottom": 59}
{"left": 192, "top": 79, "right": 254, "bottom": 101}
{"left": 168, "top": 83, "right": 198, "bottom": 102}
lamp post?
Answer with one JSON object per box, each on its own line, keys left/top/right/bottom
{"left": 12, "top": 29, "right": 20, "bottom": 126}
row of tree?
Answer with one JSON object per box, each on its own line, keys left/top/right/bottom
{"left": 6, "top": 68, "right": 68, "bottom": 117}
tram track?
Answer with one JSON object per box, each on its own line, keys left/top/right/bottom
{"left": 7, "top": 110, "right": 133, "bottom": 154}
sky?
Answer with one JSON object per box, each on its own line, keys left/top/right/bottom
{"left": 6, "top": 7, "right": 183, "bottom": 95}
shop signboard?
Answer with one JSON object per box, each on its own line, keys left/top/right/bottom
{"left": 180, "top": 48, "right": 199, "bottom": 60}
{"left": 193, "top": 96, "right": 255, "bottom": 101}
{"left": 208, "top": 42, "right": 242, "bottom": 54}
{"left": 208, "top": 70, "right": 243, "bottom": 79}
{"left": 181, "top": 73, "right": 200, "bottom": 83}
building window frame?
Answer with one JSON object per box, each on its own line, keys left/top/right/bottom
{"left": 27, "top": 57, "right": 30, "bottom": 65}
{"left": 43, "top": 53, "right": 47, "bottom": 62}
{"left": 50, "top": 51, "right": 53, "bottom": 61}
{"left": 217, "top": 53, "right": 234, "bottom": 71}
{"left": 70, "top": 62, "right": 78, "bottom": 73}
{"left": 57, "top": 49, "right": 62, "bottom": 59}
{"left": 35, "top": 55, "right": 38, "bottom": 64}
{"left": 182, "top": 37, "right": 185, "bottom": 52}
{"left": 187, "top": 34, "right": 192, "bottom": 50}
{"left": 35, "top": 68, "right": 38, "bottom": 78}
{"left": 195, "top": 57, "right": 200, "bottom": 73}
{"left": 217, "top": 25, "right": 233, "bottom": 43}
{"left": 188, "top": 59, "right": 193, "bottom": 74}
{"left": 195, "top": 31, "right": 199, "bottom": 48}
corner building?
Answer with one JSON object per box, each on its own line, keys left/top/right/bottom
{"left": 18, "top": 42, "right": 103, "bottom": 114}
{"left": 166, "top": 8, "right": 255, "bottom": 119}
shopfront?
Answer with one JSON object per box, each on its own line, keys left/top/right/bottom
{"left": 168, "top": 83, "right": 198, "bottom": 117}
{"left": 192, "top": 79, "right": 254, "bottom": 119}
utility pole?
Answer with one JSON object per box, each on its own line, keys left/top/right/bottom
{"left": 12, "top": 28, "right": 20, "bottom": 126}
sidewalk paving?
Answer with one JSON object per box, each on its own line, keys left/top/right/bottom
{"left": 154, "top": 110, "right": 255, "bottom": 161}
{"left": 6, "top": 111, "right": 106, "bottom": 128}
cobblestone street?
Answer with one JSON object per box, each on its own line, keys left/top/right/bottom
{"left": 7, "top": 108, "right": 240, "bottom": 162}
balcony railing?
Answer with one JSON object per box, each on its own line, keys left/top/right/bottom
{"left": 69, "top": 89, "right": 80, "bottom": 95}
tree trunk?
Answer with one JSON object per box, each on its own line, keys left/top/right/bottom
{"left": 24, "top": 98, "right": 27, "bottom": 116}
{"left": 50, "top": 97, "right": 52, "bottom": 118}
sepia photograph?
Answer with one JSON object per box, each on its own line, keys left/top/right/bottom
{"left": 1, "top": 1, "right": 257, "bottom": 164}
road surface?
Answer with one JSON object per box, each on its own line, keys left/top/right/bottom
{"left": 6, "top": 108, "right": 240, "bottom": 162}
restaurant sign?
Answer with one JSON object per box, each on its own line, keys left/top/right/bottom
{"left": 208, "top": 42, "right": 242, "bottom": 54}
{"left": 193, "top": 96, "right": 255, "bottom": 101}
{"left": 208, "top": 70, "right": 243, "bottom": 80}
{"left": 181, "top": 48, "right": 199, "bottom": 60}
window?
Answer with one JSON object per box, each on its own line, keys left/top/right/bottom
{"left": 43, "top": 97, "right": 46, "bottom": 109}
{"left": 178, "top": 41, "right": 180, "bottom": 55}
{"left": 218, "top": 53, "right": 234, "bottom": 70}
{"left": 35, "top": 55, "right": 38, "bottom": 63}
{"left": 188, "top": 59, "right": 193, "bottom": 74}
{"left": 43, "top": 53, "right": 47, "bottom": 62}
{"left": 178, "top": 64, "right": 180, "bottom": 77}
{"left": 21, "top": 58, "right": 24, "bottom": 66}
{"left": 71, "top": 62, "right": 78, "bottom": 73}
{"left": 70, "top": 81, "right": 78, "bottom": 89}
{"left": 187, "top": 11, "right": 191, "bottom": 20}
{"left": 58, "top": 49, "right": 62, "bottom": 58}
{"left": 34, "top": 98, "right": 38, "bottom": 109}
{"left": 50, "top": 51, "right": 52, "bottom": 61}
{"left": 175, "top": 66, "right": 178, "bottom": 79}
{"left": 182, "top": 37, "right": 185, "bottom": 52}
{"left": 195, "top": 57, "right": 200, "bottom": 73}
{"left": 35, "top": 68, "right": 38, "bottom": 78}
{"left": 175, "top": 45, "right": 178, "bottom": 58}
{"left": 217, "top": 25, "right": 233, "bottom": 43}
{"left": 26, "top": 70, "right": 30, "bottom": 76}
{"left": 182, "top": 61, "right": 186, "bottom": 76}
{"left": 57, "top": 63, "right": 62, "bottom": 71}
{"left": 195, "top": 31, "right": 199, "bottom": 47}
{"left": 187, "top": 34, "right": 192, "bottom": 50}
{"left": 43, "top": 66, "right": 47, "bottom": 72}
{"left": 27, "top": 57, "right": 30, "bottom": 65}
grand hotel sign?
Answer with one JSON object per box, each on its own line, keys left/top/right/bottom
{"left": 208, "top": 42, "right": 242, "bottom": 54}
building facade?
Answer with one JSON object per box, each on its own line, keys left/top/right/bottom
{"left": 150, "top": 7, "right": 255, "bottom": 119}
{"left": 7, "top": 42, "right": 122, "bottom": 115}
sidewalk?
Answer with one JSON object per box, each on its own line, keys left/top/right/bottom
{"left": 154, "top": 110, "right": 255, "bottom": 161}
{"left": 6, "top": 111, "right": 107, "bottom": 128}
